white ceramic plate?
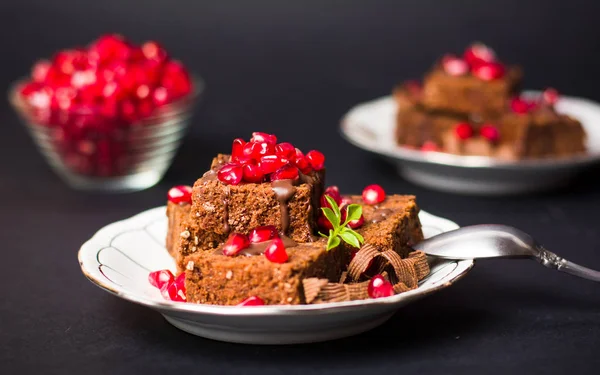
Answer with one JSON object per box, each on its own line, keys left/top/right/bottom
{"left": 78, "top": 206, "right": 473, "bottom": 345}
{"left": 340, "top": 91, "right": 600, "bottom": 195}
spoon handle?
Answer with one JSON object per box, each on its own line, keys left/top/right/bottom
{"left": 536, "top": 247, "right": 600, "bottom": 282}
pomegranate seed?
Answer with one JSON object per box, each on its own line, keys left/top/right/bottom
{"left": 151, "top": 86, "right": 169, "bottom": 107}
{"left": 31, "top": 60, "right": 51, "bottom": 82}
{"left": 162, "top": 273, "right": 186, "bottom": 302}
{"left": 137, "top": 100, "right": 154, "bottom": 118}
{"left": 441, "top": 55, "right": 469, "bottom": 76}
{"left": 248, "top": 225, "right": 278, "bottom": 243}
{"left": 275, "top": 142, "right": 296, "bottom": 159}
{"left": 264, "top": 237, "right": 288, "bottom": 263}
{"left": 242, "top": 163, "right": 265, "bottom": 183}
{"left": 53, "top": 87, "right": 77, "bottom": 110}
{"left": 89, "top": 34, "right": 131, "bottom": 63}
{"left": 480, "top": 124, "right": 500, "bottom": 143}
{"left": 339, "top": 195, "right": 353, "bottom": 209}
{"left": 250, "top": 132, "right": 277, "bottom": 145}
{"left": 324, "top": 186, "right": 342, "bottom": 203}
{"left": 161, "top": 60, "right": 191, "bottom": 98}
{"left": 472, "top": 61, "right": 505, "bottom": 81}
{"left": 24, "top": 85, "right": 52, "bottom": 109}
{"left": 167, "top": 185, "right": 193, "bottom": 204}
{"left": 217, "top": 163, "right": 244, "bottom": 185}
{"left": 243, "top": 142, "right": 274, "bottom": 160}
{"left": 347, "top": 213, "right": 365, "bottom": 229}
{"left": 542, "top": 88, "right": 559, "bottom": 105}
{"left": 362, "top": 184, "right": 386, "bottom": 205}
{"left": 368, "top": 274, "right": 394, "bottom": 298}
{"left": 148, "top": 269, "right": 175, "bottom": 289}
{"left": 135, "top": 84, "right": 151, "bottom": 100}
{"left": 454, "top": 122, "right": 473, "bottom": 140}
{"left": 222, "top": 233, "right": 250, "bottom": 256}
{"left": 237, "top": 296, "right": 265, "bottom": 306}
{"left": 120, "top": 100, "right": 138, "bottom": 123}
{"left": 463, "top": 42, "right": 496, "bottom": 67}
{"left": 271, "top": 164, "right": 299, "bottom": 181}
{"left": 306, "top": 150, "right": 325, "bottom": 170}
{"left": 294, "top": 154, "right": 312, "bottom": 174}
{"left": 258, "top": 155, "right": 288, "bottom": 175}
{"left": 231, "top": 138, "right": 246, "bottom": 161}
{"left": 421, "top": 141, "right": 439, "bottom": 152}
{"left": 511, "top": 97, "right": 535, "bottom": 114}
{"left": 141, "top": 41, "right": 168, "bottom": 62}
{"left": 317, "top": 214, "right": 334, "bottom": 231}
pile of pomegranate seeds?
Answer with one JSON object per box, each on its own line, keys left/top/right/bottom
{"left": 148, "top": 269, "right": 186, "bottom": 302}
{"left": 19, "top": 34, "right": 192, "bottom": 123}
{"left": 362, "top": 184, "right": 386, "bottom": 205}
{"left": 218, "top": 132, "right": 325, "bottom": 185}
{"left": 16, "top": 34, "right": 193, "bottom": 177}
{"left": 317, "top": 185, "right": 366, "bottom": 232}
{"left": 367, "top": 274, "right": 394, "bottom": 298}
{"left": 441, "top": 43, "right": 506, "bottom": 81}
{"left": 167, "top": 185, "right": 193, "bottom": 205}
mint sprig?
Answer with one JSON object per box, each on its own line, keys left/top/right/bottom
{"left": 319, "top": 195, "right": 365, "bottom": 250}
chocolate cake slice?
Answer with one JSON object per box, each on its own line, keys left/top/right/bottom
{"left": 183, "top": 193, "right": 424, "bottom": 305}
{"left": 191, "top": 154, "right": 324, "bottom": 243}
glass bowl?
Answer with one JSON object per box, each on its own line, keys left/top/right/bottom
{"left": 9, "top": 77, "right": 203, "bottom": 192}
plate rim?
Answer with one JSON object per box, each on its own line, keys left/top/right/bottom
{"left": 78, "top": 206, "right": 474, "bottom": 317}
{"left": 340, "top": 92, "right": 600, "bottom": 170}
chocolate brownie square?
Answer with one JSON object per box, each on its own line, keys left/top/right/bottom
{"left": 184, "top": 239, "right": 349, "bottom": 305}
{"left": 353, "top": 194, "right": 424, "bottom": 258}
{"left": 420, "top": 63, "right": 522, "bottom": 116}
{"left": 191, "top": 155, "right": 325, "bottom": 243}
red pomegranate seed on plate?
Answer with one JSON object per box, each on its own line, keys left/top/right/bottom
{"left": 237, "top": 296, "right": 265, "bottom": 306}
{"left": 480, "top": 124, "right": 500, "bottom": 143}
{"left": 368, "top": 274, "right": 394, "bottom": 298}
{"left": 542, "top": 88, "right": 559, "bottom": 105}
{"left": 148, "top": 269, "right": 175, "bottom": 289}
{"left": 242, "top": 163, "right": 265, "bottom": 183}
{"left": 463, "top": 42, "right": 496, "bottom": 67}
{"left": 275, "top": 142, "right": 296, "bottom": 159}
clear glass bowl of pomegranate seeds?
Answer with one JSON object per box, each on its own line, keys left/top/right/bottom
{"left": 8, "top": 34, "right": 203, "bottom": 192}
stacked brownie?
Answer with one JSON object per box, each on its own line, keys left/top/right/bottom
{"left": 163, "top": 132, "right": 427, "bottom": 306}
{"left": 394, "top": 43, "right": 586, "bottom": 160}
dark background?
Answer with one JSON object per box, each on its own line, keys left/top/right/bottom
{"left": 1, "top": 1, "right": 599, "bottom": 374}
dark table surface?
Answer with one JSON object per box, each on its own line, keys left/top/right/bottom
{"left": 1, "top": 1, "right": 599, "bottom": 374}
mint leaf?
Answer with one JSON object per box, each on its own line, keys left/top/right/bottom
{"left": 327, "top": 234, "right": 341, "bottom": 250}
{"left": 339, "top": 231, "right": 361, "bottom": 248}
{"left": 318, "top": 232, "right": 328, "bottom": 239}
{"left": 321, "top": 207, "right": 340, "bottom": 228}
{"left": 352, "top": 229, "right": 364, "bottom": 244}
{"left": 344, "top": 204, "right": 363, "bottom": 224}
{"left": 324, "top": 195, "right": 341, "bottom": 219}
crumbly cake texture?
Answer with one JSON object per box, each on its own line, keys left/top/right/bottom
{"left": 394, "top": 83, "right": 586, "bottom": 159}
{"left": 166, "top": 201, "right": 190, "bottom": 258}
{"left": 183, "top": 194, "right": 424, "bottom": 305}
{"left": 420, "top": 64, "right": 523, "bottom": 117}
{"left": 355, "top": 194, "right": 423, "bottom": 258}
{"left": 191, "top": 154, "right": 324, "bottom": 242}
{"left": 184, "top": 239, "right": 349, "bottom": 305}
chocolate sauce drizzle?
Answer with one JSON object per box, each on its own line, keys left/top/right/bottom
{"left": 271, "top": 179, "right": 297, "bottom": 234}
{"left": 213, "top": 235, "right": 298, "bottom": 257}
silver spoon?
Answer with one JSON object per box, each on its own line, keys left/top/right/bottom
{"left": 413, "top": 224, "right": 600, "bottom": 282}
